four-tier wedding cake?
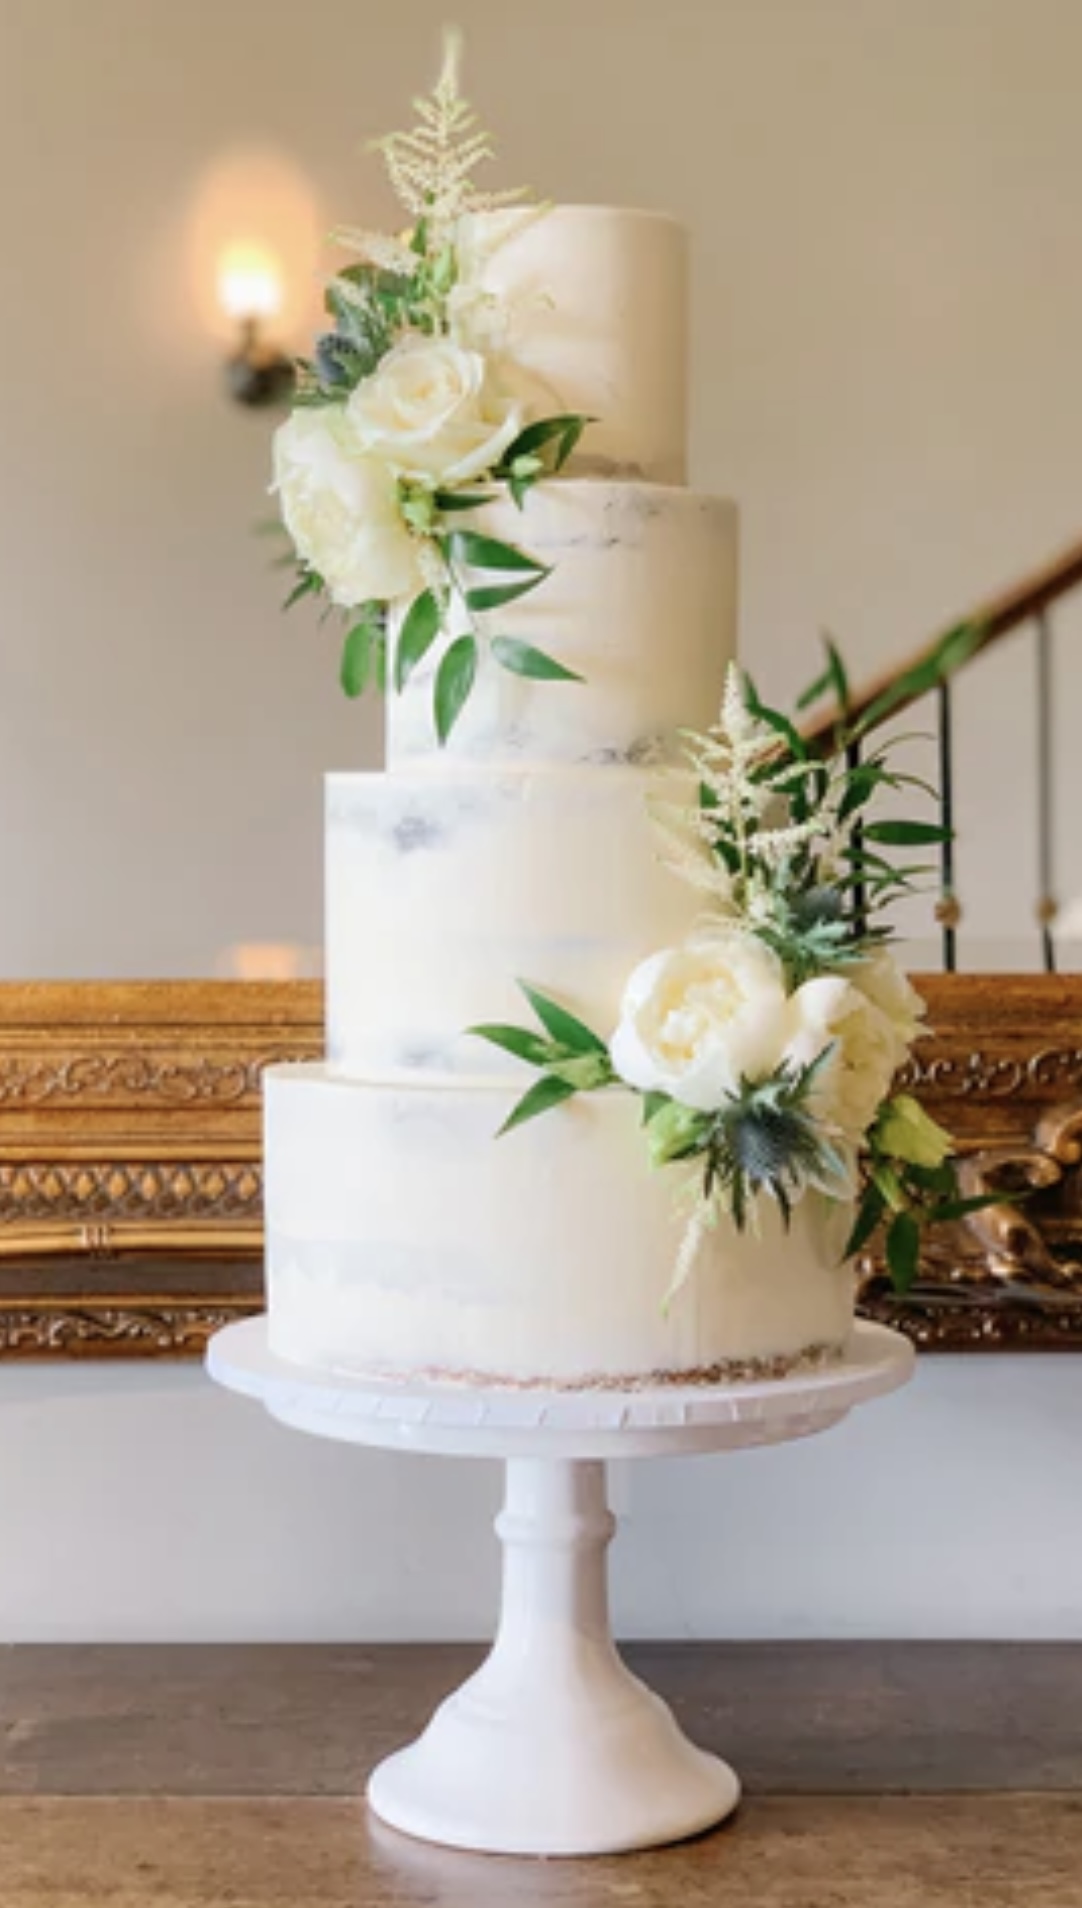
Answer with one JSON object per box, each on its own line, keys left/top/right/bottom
{"left": 263, "top": 186, "right": 859, "bottom": 1385}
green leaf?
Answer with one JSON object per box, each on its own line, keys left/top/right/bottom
{"left": 372, "top": 630, "right": 387, "bottom": 693}
{"left": 863, "top": 819, "right": 951, "bottom": 846}
{"left": 433, "top": 490, "right": 497, "bottom": 512}
{"left": 856, "top": 620, "right": 984, "bottom": 736}
{"left": 927, "top": 1193, "right": 1006, "bottom": 1222}
{"left": 491, "top": 637, "right": 583, "bottom": 682}
{"left": 394, "top": 590, "right": 442, "bottom": 692}
{"left": 886, "top": 1210, "right": 921, "bottom": 1292}
{"left": 283, "top": 570, "right": 322, "bottom": 611}
{"left": 434, "top": 635, "right": 478, "bottom": 745}
{"left": 498, "top": 1072, "right": 579, "bottom": 1136}
{"left": 467, "top": 1023, "right": 553, "bottom": 1067}
{"left": 497, "top": 413, "right": 593, "bottom": 474}
{"left": 844, "top": 1185, "right": 887, "bottom": 1259}
{"left": 743, "top": 677, "right": 809, "bottom": 760}
{"left": 340, "top": 620, "right": 372, "bottom": 697}
{"left": 642, "top": 1091, "right": 672, "bottom": 1125}
{"left": 446, "top": 531, "right": 548, "bottom": 573}
{"left": 518, "top": 982, "right": 609, "bottom": 1056}
{"left": 465, "top": 574, "right": 548, "bottom": 612}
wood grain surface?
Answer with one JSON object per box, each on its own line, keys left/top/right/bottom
{"left": 1, "top": 1644, "right": 1081, "bottom": 1904}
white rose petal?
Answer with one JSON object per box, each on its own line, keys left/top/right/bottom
{"left": 272, "top": 408, "right": 421, "bottom": 610}
{"left": 849, "top": 948, "right": 927, "bottom": 1054}
{"left": 785, "top": 975, "right": 902, "bottom": 1142}
{"left": 610, "top": 935, "right": 794, "bottom": 1113}
{"left": 348, "top": 337, "right": 525, "bottom": 486}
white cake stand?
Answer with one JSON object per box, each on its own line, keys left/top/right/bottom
{"left": 206, "top": 1316, "right": 913, "bottom": 1857}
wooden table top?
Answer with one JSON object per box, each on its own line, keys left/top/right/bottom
{"left": 1, "top": 1644, "right": 1080, "bottom": 1905}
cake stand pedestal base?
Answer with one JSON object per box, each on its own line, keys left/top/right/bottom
{"left": 369, "top": 1457, "right": 738, "bottom": 1855}
{"left": 206, "top": 1318, "right": 913, "bottom": 1856}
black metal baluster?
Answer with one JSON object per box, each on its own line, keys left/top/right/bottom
{"left": 936, "top": 678, "right": 959, "bottom": 971}
{"left": 1035, "top": 608, "right": 1057, "bottom": 973}
{"left": 846, "top": 736, "right": 866, "bottom": 940}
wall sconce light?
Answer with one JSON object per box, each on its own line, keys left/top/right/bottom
{"left": 217, "top": 244, "right": 294, "bottom": 407}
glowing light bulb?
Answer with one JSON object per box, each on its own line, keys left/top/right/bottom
{"left": 216, "top": 243, "right": 283, "bottom": 322}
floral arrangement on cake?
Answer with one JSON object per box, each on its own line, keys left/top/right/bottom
{"left": 272, "top": 34, "right": 588, "bottom": 741}
{"left": 471, "top": 642, "right": 986, "bottom": 1302}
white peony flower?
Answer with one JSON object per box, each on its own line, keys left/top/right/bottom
{"left": 273, "top": 408, "right": 421, "bottom": 610}
{"left": 848, "top": 947, "right": 927, "bottom": 1057}
{"left": 610, "top": 935, "right": 794, "bottom": 1113}
{"left": 783, "top": 975, "right": 903, "bottom": 1142}
{"left": 348, "top": 337, "right": 524, "bottom": 485}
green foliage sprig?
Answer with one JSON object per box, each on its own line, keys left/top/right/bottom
{"left": 274, "top": 32, "right": 592, "bottom": 743}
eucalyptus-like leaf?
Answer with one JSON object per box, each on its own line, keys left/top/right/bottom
{"left": 518, "top": 982, "right": 609, "bottom": 1057}
{"left": 465, "top": 574, "right": 548, "bottom": 612}
{"left": 446, "top": 531, "right": 548, "bottom": 574}
{"left": 885, "top": 1209, "right": 921, "bottom": 1292}
{"left": 491, "top": 637, "right": 583, "bottom": 682}
{"left": 394, "top": 590, "right": 442, "bottom": 691}
{"left": 498, "top": 1072, "right": 579, "bottom": 1136}
{"left": 434, "top": 634, "right": 478, "bottom": 745}
{"left": 467, "top": 1023, "right": 553, "bottom": 1067}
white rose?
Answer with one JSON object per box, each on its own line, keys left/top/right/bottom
{"left": 348, "top": 337, "right": 524, "bottom": 485}
{"left": 610, "top": 935, "right": 794, "bottom": 1113}
{"left": 849, "top": 948, "right": 927, "bottom": 1057}
{"left": 784, "top": 975, "right": 902, "bottom": 1141}
{"left": 273, "top": 408, "right": 421, "bottom": 610}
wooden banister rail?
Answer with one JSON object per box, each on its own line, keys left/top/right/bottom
{"left": 803, "top": 530, "right": 1082, "bottom": 746}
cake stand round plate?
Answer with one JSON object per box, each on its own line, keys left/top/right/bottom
{"left": 207, "top": 1318, "right": 913, "bottom": 1857}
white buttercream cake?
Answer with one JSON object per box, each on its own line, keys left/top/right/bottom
{"left": 264, "top": 206, "right": 856, "bottom": 1385}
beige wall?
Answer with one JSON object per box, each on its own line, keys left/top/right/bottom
{"left": 1, "top": 0, "right": 1080, "bottom": 974}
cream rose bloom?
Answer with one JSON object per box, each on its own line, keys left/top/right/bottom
{"left": 348, "top": 337, "right": 524, "bottom": 485}
{"left": 783, "top": 975, "right": 902, "bottom": 1142}
{"left": 273, "top": 408, "right": 421, "bottom": 610}
{"left": 849, "top": 947, "right": 927, "bottom": 1054}
{"left": 610, "top": 935, "right": 794, "bottom": 1112}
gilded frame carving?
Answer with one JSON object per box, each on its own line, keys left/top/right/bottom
{"left": 0, "top": 975, "right": 1077, "bottom": 1358}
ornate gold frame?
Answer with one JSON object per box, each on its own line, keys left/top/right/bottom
{"left": 0, "top": 975, "right": 1077, "bottom": 1357}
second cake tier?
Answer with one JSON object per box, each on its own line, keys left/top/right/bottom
{"left": 326, "top": 765, "right": 697, "bottom": 1083}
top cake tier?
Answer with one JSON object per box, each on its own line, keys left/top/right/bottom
{"left": 460, "top": 206, "right": 688, "bottom": 484}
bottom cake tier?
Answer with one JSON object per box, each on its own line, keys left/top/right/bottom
{"left": 263, "top": 1063, "right": 857, "bottom": 1386}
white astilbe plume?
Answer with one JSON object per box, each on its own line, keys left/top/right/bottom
{"left": 373, "top": 30, "right": 529, "bottom": 240}
{"left": 330, "top": 227, "right": 418, "bottom": 276}
{"left": 663, "top": 1182, "right": 719, "bottom": 1312}
{"left": 647, "top": 796, "right": 737, "bottom": 905}
{"left": 673, "top": 663, "right": 847, "bottom": 890}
